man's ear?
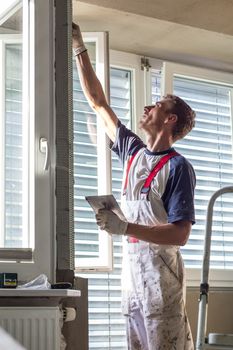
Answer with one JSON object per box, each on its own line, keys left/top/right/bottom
{"left": 165, "top": 113, "right": 178, "bottom": 124}
{"left": 169, "top": 113, "right": 178, "bottom": 123}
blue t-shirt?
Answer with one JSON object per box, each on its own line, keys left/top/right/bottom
{"left": 111, "top": 122, "right": 196, "bottom": 224}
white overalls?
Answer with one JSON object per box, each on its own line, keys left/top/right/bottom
{"left": 121, "top": 148, "right": 194, "bottom": 350}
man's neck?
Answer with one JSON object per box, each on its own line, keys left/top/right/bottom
{"left": 146, "top": 134, "right": 173, "bottom": 153}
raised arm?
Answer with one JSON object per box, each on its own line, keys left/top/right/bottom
{"left": 72, "top": 22, "right": 118, "bottom": 142}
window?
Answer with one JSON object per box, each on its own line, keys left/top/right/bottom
{"left": 73, "top": 32, "right": 112, "bottom": 271}
{"left": 157, "top": 62, "right": 233, "bottom": 286}
{"left": 0, "top": 1, "right": 31, "bottom": 253}
{"left": 74, "top": 47, "right": 138, "bottom": 348}
{"left": 174, "top": 77, "right": 233, "bottom": 271}
{"left": 88, "top": 67, "right": 133, "bottom": 349}
{"left": 0, "top": 0, "right": 57, "bottom": 282}
{"left": 1, "top": 41, "right": 23, "bottom": 248}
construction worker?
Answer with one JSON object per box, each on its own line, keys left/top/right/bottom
{"left": 73, "top": 22, "right": 196, "bottom": 350}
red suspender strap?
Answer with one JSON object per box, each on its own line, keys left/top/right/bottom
{"left": 141, "top": 151, "right": 179, "bottom": 195}
{"left": 123, "top": 152, "right": 138, "bottom": 195}
{"left": 127, "top": 150, "right": 179, "bottom": 243}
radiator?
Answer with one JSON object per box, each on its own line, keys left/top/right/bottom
{"left": 0, "top": 307, "right": 62, "bottom": 350}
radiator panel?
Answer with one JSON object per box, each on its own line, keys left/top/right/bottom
{"left": 0, "top": 307, "right": 61, "bottom": 350}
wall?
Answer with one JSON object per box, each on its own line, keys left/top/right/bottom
{"left": 187, "top": 289, "right": 233, "bottom": 343}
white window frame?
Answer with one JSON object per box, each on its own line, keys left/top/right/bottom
{"left": 75, "top": 32, "right": 113, "bottom": 271}
{"left": 75, "top": 49, "right": 147, "bottom": 272}
{"left": 110, "top": 49, "right": 145, "bottom": 135}
{"left": 0, "top": 0, "right": 56, "bottom": 283}
{"left": 161, "top": 61, "right": 233, "bottom": 287}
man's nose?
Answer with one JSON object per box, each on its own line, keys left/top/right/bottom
{"left": 144, "top": 105, "right": 154, "bottom": 112}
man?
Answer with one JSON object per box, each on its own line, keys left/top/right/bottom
{"left": 72, "top": 22, "right": 196, "bottom": 350}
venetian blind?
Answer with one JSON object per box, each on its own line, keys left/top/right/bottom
{"left": 4, "top": 44, "right": 23, "bottom": 248}
{"left": 74, "top": 66, "right": 131, "bottom": 349}
{"left": 152, "top": 71, "right": 233, "bottom": 269}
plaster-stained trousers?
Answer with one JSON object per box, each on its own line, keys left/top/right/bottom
{"left": 121, "top": 198, "right": 194, "bottom": 350}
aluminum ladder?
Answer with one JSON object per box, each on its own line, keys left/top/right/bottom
{"left": 196, "top": 186, "right": 233, "bottom": 350}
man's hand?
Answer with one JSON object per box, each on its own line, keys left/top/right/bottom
{"left": 72, "top": 22, "right": 87, "bottom": 56}
{"left": 71, "top": 22, "right": 118, "bottom": 142}
{"left": 96, "top": 209, "right": 128, "bottom": 235}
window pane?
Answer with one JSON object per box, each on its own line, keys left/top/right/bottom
{"left": 76, "top": 67, "right": 132, "bottom": 349}
{"left": 151, "top": 71, "right": 233, "bottom": 270}
{"left": 173, "top": 77, "right": 233, "bottom": 269}
{"left": 151, "top": 70, "right": 162, "bottom": 103}
{"left": 73, "top": 43, "right": 100, "bottom": 261}
{"left": 74, "top": 32, "right": 112, "bottom": 270}
{"left": 4, "top": 44, "right": 23, "bottom": 247}
{"left": 110, "top": 68, "right": 132, "bottom": 348}
{"left": 0, "top": 1, "right": 29, "bottom": 249}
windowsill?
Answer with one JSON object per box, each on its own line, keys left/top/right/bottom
{"left": 0, "top": 289, "right": 81, "bottom": 298}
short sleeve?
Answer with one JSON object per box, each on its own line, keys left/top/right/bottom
{"left": 111, "top": 121, "right": 145, "bottom": 166}
{"left": 161, "top": 156, "right": 196, "bottom": 224}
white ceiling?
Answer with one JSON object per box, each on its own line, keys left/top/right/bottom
{"left": 73, "top": 0, "right": 233, "bottom": 73}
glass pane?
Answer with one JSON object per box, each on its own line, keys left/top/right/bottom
{"left": 173, "top": 77, "right": 233, "bottom": 269}
{"left": 110, "top": 68, "right": 132, "bottom": 348}
{"left": 151, "top": 70, "right": 161, "bottom": 103}
{"left": 73, "top": 42, "right": 101, "bottom": 261}
{"left": 4, "top": 43, "right": 23, "bottom": 247}
{"left": 0, "top": 0, "right": 29, "bottom": 249}
{"left": 76, "top": 67, "right": 132, "bottom": 349}
{"left": 151, "top": 71, "right": 233, "bottom": 270}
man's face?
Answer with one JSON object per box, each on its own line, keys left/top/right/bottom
{"left": 139, "top": 98, "right": 175, "bottom": 134}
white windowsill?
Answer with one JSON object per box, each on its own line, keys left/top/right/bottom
{"left": 0, "top": 289, "right": 81, "bottom": 298}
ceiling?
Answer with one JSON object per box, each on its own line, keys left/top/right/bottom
{"left": 73, "top": 0, "right": 233, "bottom": 73}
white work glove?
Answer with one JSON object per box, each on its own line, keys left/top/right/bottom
{"left": 72, "top": 22, "right": 87, "bottom": 56}
{"left": 96, "top": 209, "right": 128, "bottom": 235}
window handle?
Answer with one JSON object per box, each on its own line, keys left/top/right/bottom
{"left": 39, "top": 137, "right": 49, "bottom": 171}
